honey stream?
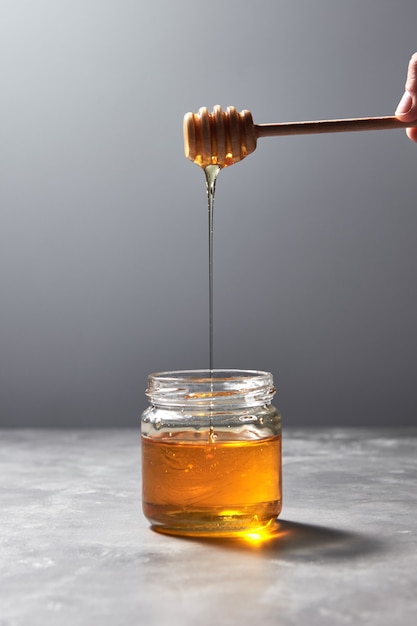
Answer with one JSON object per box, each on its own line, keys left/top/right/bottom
{"left": 204, "top": 164, "right": 221, "bottom": 374}
{"left": 204, "top": 164, "right": 221, "bottom": 442}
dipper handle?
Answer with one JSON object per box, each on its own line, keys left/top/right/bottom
{"left": 255, "top": 116, "right": 417, "bottom": 138}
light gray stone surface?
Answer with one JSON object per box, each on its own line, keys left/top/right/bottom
{"left": 1, "top": 429, "right": 416, "bottom": 626}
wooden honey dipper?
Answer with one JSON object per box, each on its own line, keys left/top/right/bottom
{"left": 184, "top": 105, "right": 417, "bottom": 168}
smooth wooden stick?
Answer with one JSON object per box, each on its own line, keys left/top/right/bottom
{"left": 255, "top": 116, "right": 417, "bottom": 138}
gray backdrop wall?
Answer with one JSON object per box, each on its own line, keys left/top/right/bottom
{"left": 1, "top": 0, "right": 417, "bottom": 427}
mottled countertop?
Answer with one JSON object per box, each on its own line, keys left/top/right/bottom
{"left": 1, "top": 428, "right": 417, "bottom": 626}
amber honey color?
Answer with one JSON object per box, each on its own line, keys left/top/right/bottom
{"left": 141, "top": 432, "right": 282, "bottom": 536}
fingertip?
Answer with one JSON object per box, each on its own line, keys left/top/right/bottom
{"left": 406, "top": 126, "right": 417, "bottom": 143}
{"left": 395, "top": 91, "right": 413, "bottom": 118}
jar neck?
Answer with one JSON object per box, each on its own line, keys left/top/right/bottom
{"left": 145, "top": 369, "right": 276, "bottom": 409}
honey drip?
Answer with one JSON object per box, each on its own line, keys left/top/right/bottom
{"left": 205, "top": 164, "right": 220, "bottom": 374}
{"left": 204, "top": 164, "right": 221, "bottom": 443}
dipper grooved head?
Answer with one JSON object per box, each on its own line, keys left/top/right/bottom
{"left": 183, "top": 105, "right": 257, "bottom": 168}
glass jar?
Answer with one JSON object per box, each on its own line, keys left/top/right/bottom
{"left": 140, "top": 369, "right": 282, "bottom": 537}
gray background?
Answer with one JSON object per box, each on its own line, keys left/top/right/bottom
{"left": 1, "top": 0, "right": 416, "bottom": 428}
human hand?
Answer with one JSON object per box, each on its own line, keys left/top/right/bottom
{"left": 395, "top": 53, "right": 417, "bottom": 142}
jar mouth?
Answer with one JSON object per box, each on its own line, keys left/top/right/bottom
{"left": 145, "top": 369, "right": 276, "bottom": 407}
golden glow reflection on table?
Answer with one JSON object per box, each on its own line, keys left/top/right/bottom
{"left": 152, "top": 520, "right": 290, "bottom": 547}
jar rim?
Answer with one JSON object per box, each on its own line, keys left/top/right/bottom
{"left": 145, "top": 369, "right": 276, "bottom": 407}
{"left": 148, "top": 368, "right": 272, "bottom": 381}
